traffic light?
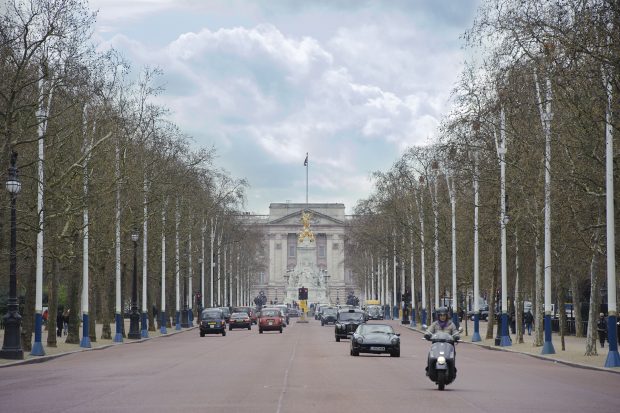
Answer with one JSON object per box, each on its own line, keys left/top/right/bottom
{"left": 298, "top": 287, "right": 308, "bottom": 300}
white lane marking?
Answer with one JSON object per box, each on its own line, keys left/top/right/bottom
{"left": 276, "top": 335, "right": 299, "bottom": 413}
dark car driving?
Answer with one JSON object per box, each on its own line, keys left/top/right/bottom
{"left": 320, "top": 307, "right": 338, "bottom": 326}
{"left": 233, "top": 306, "right": 257, "bottom": 324}
{"left": 200, "top": 308, "right": 226, "bottom": 337}
{"left": 335, "top": 309, "right": 366, "bottom": 342}
{"left": 229, "top": 312, "right": 252, "bottom": 330}
{"left": 366, "top": 305, "right": 384, "bottom": 320}
{"left": 218, "top": 307, "right": 231, "bottom": 323}
{"left": 350, "top": 323, "right": 400, "bottom": 357}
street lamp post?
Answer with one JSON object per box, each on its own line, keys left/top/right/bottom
{"left": 401, "top": 261, "right": 410, "bottom": 325}
{"left": 198, "top": 257, "right": 204, "bottom": 323}
{"left": 128, "top": 229, "right": 141, "bottom": 339}
{"left": 432, "top": 160, "right": 440, "bottom": 320}
{"left": 0, "top": 152, "right": 23, "bottom": 360}
{"left": 498, "top": 107, "right": 511, "bottom": 347}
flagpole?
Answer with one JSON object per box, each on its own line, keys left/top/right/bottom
{"left": 305, "top": 152, "right": 308, "bottom": 210}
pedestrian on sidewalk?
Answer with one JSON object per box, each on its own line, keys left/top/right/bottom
{"left": 56, "top": 309, "right": 63, "bottom": 337}
{"left": 62, "top": 308, "right": 70, "bottom": 336}
{"left": 524, "top": 310, "right": 534, "bottom": 335}
{"left": 597, "top": 313, "right": 607, "bottom": 348}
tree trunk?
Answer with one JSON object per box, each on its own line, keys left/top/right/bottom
{"left": 486, "top": 258, "right": 498, "bottom": 340}
{"left": 100, "top": 263, "right": 112, "bottom": 340}
{"left": 585, "top": 250, "right": 600, "bottom": 356}
{"left": 65, "top": 267, "right": 81, "bottom": 345}
{"left": 557, "top": 284, "right": 566, "bottom": 351}
{"left": 534, "top": 233, "right": 544, "bottom": 347}
{"left": 47, "top": 259, "right": 59, "bottom": 347}
{"left": 148, "top": 278, "right": 156, "bottom": 332}
{"left": 89, "top": 280, "right": 97, "bottom": 343}
{"left": 570, "top": 272, "right": 584, "bottom": 337}
{"left": 20, "top": 263, "right": 36, "bottom": 352}
{"left": 515, "top": 231, "right": 524, "bottom": 344}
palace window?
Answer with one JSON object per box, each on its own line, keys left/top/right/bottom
{"left": 319, "top": 245, "right": 326, "bottom": 257}
{"left": 289, "top": 245, "right": 296, "bottom": 257}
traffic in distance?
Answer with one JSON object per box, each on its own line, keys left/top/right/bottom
{"left": 198, "top": 288, "right": 462, "bottom": 392}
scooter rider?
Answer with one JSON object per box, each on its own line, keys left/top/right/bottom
{"left": 425, "top": 307, "right": 459, "bottom": 339}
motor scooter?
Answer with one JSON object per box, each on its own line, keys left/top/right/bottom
{"left": 422, "top": 326, "right": 462, "bottom": 390}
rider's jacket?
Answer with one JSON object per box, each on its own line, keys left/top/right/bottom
{"left": 427, "top": 319, "right": 458, "bottom": 336}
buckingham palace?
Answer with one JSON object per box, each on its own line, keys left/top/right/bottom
{"left": 248, "top": 203, "right": 358, "bottom": 305}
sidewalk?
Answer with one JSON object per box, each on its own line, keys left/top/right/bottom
{"left": 406, "top": 317, "right": 620, "bottom": 374}
{"left": 0, "top": 319, "right": 197, "bottom": 368}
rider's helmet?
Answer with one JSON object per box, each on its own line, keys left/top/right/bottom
{"left": 437, "top": 307, "right": 449, "bottom": 320}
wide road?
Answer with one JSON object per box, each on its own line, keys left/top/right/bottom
{"left": 1, "top": 318, "right": 618, "bottom": 413}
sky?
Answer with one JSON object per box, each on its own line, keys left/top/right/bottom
{"left": 91, "top": 0, "right": 480, "bottom": 215}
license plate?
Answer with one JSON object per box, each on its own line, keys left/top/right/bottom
{"left": 268, "top": 321, "right": 273, "bottom": 325}
{"left": 370, "top": 346, "right": 385, "bottom": 351}
{"left": 209, "top": 325, "right": 214, "bottom": 328}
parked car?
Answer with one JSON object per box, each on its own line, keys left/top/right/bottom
{"left": 258, "top": 307, "right": 284, "bottom": 334}
{"left": 320, "top": 307, "right": 338, "bottom": 326}
{"left": 233, "top": 306, "right": 257, "bottom": 324}
{"left": 335, "top": 309, "right": 366, "bottom": 342}
{"left": 229, "top": 312, "right": 252, "bottom": 330}
{"left": 288, "top": 308, "right": 300, "bottom": 317}
{"left": 200, "top": 308, "right": 226, "bottom": 337}
{"left": 350, "top": 323, "right": 400, "bottom": 357}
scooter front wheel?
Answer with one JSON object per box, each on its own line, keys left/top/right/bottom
{"left": 437, "top": 370, "right": 446, "bottom": 391}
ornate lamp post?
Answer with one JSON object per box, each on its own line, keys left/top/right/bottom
{"left": 0, "top": 152, "right": 23, "bottom": 360}
{"left": 128, "top": 229, "right": 141, "bottom": 339}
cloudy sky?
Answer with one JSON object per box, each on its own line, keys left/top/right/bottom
{"left": 91, "top": 0, "right": 480, "bottom": 214}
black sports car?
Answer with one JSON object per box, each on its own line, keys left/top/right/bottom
{"left": 335, "top": 309, "right": 365, "bottom": 341}
{"left": 350, "top": 324, "right": 400, "bottom": 357}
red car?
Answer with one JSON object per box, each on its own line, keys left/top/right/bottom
{"left": 258, "top": 307, "right": 284, "bottom": 334}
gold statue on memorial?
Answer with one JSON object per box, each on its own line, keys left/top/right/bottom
{"left": 298, "top": 211, "right": 315, "bottom": 243}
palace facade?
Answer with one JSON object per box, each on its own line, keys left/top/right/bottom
{"left": 248, "top": 203, "right": 358, "bottom": 305}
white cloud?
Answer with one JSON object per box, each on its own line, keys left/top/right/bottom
{"left": 92, "top": 1, "right": 474, "bottom": 213}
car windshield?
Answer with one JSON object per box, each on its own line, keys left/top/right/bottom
{"left": 261, "top": 310, "right": 279, "bottom": 317}
{"left": 202, "top": 310, "right": 222, "bottom": 319}
{"left": 233, "top": 307, "right": 250, "bottom": 313}
{"left": 323, "top": 309, "right": 337, "bottom": 315}
{"left": 339, "top": 313, "right": 363, "bottom": 321}
{"left": 368, "top": 306, "right": 381, "bottom": 313}
{"left": 219, "top": 308, "right": 230, "bottom": 315}
{"left": 231, "top": 313, "right": 247, "bottom": 318}
{"left": 358, "top": 324, "right": 393, "bottom": 334}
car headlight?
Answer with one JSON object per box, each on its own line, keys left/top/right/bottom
{"left": 391, "top": 337, "right": 400, "bottom": 345}
{"left": 356, "top": 336, "right": 364, "bottom": 344}
{"left": 437, "top": 356, "right": 446, "bottom": 365}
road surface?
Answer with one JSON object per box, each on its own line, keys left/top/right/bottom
{"left": 0, "top": 319, "right": 618, "bottom": 413}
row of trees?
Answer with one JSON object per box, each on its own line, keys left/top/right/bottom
{"left": 0, "top": 0, "right": 264, "bottom": 353}
{"left": 347, "top": 0, "right": 618, "bottom": 355}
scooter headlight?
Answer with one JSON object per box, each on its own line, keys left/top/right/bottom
{"left": 437, "top": 356, "right": 446, "bottom": 365}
